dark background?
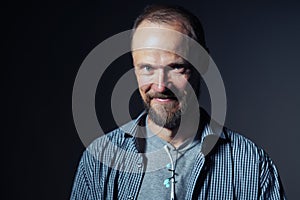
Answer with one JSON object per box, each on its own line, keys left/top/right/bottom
{"left": 4, "top": 0, "right": 299, "bottom": 199}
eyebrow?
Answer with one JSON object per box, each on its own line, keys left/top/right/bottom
{"left": 135, "top": 61, "right": 188, "bottom": 69}
{"left": 167, "top": 63, "right": 190, "bottom": 69}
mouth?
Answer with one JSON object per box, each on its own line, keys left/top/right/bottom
{"left": 153, "top": 97, "right": 174, "bottom": 103}
{"left": 147, "top": 90, "right": 179, "bottom": 104}
{"left": 151, "top": 96, "right": 178, "bottom": 104}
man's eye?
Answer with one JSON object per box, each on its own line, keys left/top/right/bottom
{"left": 172, "top": 65, "right": 185, "bottom": 73}
{"left": 143, "top": 65, "right": 153, "bottom": 71}
{"left": 174, "top": 66, "right": 184, "bottom": 70}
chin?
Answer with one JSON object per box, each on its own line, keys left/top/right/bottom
{"left": 146, "top": 103, "right": 181, "bottom": 129}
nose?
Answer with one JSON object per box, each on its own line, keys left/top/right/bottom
{"left": 152, "top": 68, "right": 167, "bottom": 92}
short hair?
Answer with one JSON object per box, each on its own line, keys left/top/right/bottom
{"left": 133, "top": 4, "right": 209, "bottom": 52}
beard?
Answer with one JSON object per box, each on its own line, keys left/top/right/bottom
{"left": 143, "top": 89, "right": 188, "bottom": 129}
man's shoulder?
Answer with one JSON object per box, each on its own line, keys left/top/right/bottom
{"left": 225, "top": 128, "right": 258, "bottom": 147}
{"left": 87, "top": 120, "right": 137, "bottom": 151}
{"left": 79, "top": 120, "right": 137, "bottom": 167}
{"left": 224, "top": 127, "right": 269, "bottom": 162}
{"left": 88, "top": 112, "right": 147, "bottom": 150}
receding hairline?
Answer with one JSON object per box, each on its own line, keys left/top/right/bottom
{"left": 134, "top": 20, "right": 190, "bottom": 36}
{"left": 132, "top": 4, "right": 209, "bottom": 52}
{"left": 134, "top": 6, "right": 195, "bottom": 38}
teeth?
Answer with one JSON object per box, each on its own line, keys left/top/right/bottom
{"left": 155, "top": 98, "right": 171, "bottom": 102}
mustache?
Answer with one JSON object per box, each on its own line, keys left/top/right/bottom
{"left": 146, "top": 89, "right": 178, "bottom": 100}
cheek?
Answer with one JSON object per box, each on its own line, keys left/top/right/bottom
{"left": 137, "top": 75, "right": 152, "bottom": 86}
{"left": 138, "top": 85, "right": 149, "bottom": 96}
{"left": 172, "top": 76, "right": 189, "bottom": 90}
{"left": 136, "top": 78, "right": 150, "bottom": 98}
{"left": 138, "top": 85, "right": 150, "bottom": 104}
{"left": 136, "top": 74, "right": 152, "bottom": 92}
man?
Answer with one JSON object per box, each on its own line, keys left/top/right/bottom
{"left": 71, "top": 5, "right": 286, "bottom": 199}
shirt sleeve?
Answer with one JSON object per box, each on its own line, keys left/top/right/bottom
{"left": 259, "top": 150, "right": 286, "bottom": 200}
{"left": 70, "top": 151, "right": 92, "bottom": 200}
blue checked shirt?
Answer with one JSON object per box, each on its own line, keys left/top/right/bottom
{"left": 71, "top": 111, "right": 286, "bottom": 199}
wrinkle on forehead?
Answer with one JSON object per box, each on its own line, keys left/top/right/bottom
{"left": 132, "top": 49, "right": 185, "bottom": 67}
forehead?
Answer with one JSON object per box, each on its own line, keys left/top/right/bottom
{"left": 132, "top": 49, "right": 184, "bottom": 67}
{"left": 131, "top": 21, "right": 190, "bottom": 64}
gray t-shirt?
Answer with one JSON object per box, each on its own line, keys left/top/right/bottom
{"left": 137, "top": 118, "right": 202, "bottom": 200}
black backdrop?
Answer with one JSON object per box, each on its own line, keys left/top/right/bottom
{"left": 4, "top": 0, "right": 300, "bottom": 199}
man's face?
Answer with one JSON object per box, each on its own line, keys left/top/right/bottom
{"left": 132, "top": 21, "right": 197, "bottom": 129}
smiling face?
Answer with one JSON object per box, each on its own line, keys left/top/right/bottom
{"left": 132, "top": 21, "right": 198, "bottom": 129}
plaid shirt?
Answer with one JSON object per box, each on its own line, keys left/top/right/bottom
{"left": 71, "top": 111, "right": 286, "bottom": 200}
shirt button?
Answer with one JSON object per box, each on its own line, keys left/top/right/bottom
{"left": 137, "top": 162, "right": 143, "bottom": 168}
{"left": 128, "top": 196, "right": 134, "bottom": 200}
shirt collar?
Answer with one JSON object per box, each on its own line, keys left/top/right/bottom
{"left": 120, "top": 110, "right": 147, "bottom": 137}
{"left": 121, "top": 109, "right": 227, "bottom": 142}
